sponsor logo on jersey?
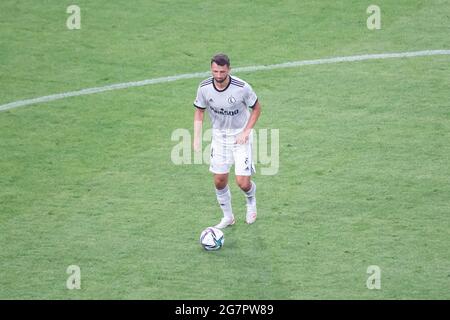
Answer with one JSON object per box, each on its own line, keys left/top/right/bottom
{"left": 209, "top": 105, "right": 239, "bottom": 116}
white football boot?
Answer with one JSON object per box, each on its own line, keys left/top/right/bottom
{"left": 246, "top": 211, "right": 257, "bottom": 224}
{"left": 214, "top": 215, "right": 235, "bottom": 229}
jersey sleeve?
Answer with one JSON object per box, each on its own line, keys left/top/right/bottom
{"left": 243, "top": 83, "right": 258, "bottom": 108}
{"left": 193, "top": 86, "right": 207, "bottom": 109}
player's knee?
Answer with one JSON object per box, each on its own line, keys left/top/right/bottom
{"left": 215, "top": 181, "right": 227, "bottom": 190}
{"left": 214, "top": 175, "right": 228, "bottom": 189}
{"left": 236, "top": 179, "right": 251, "bottom": 192}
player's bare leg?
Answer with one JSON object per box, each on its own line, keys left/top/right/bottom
{"left": 214, "top": 173, "right": 235, "bottom": 229}
{"left": 236, "top": 175, "right": 257, "bottom": 224}
{"left": 214, "top": 173, "right": 228, "bottom": 190}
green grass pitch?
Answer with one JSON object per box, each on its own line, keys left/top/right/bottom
{"left": 0, "top": 0, "right": 449, "bottom": 299}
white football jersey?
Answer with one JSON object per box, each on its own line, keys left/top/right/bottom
{"left": 194, "top": 75, "right": 258, "bottom": 138}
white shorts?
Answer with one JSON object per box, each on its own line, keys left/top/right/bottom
{"left": 209, "top": 131, "right": 256, "bottom": 176}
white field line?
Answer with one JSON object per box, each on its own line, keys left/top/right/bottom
{"left": 1, "top": 49, "right": 449, "bottom": 112}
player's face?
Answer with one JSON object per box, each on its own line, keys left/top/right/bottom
{"left": 211, "top": 63, "right": 230, "bottom": 83}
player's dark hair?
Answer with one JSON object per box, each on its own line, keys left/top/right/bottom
{"left": 211, "top": 53, "right": 230, "bottom": 67}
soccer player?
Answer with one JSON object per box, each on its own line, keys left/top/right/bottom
{"left": 193, "top": 53, "right": 261, "bottom": 229}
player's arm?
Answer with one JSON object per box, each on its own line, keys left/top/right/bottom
{"left": 236, "top": 100, "right": 261, "bottom": 144}
{"left": 193, "top": 107, "right": 205, "bottom": 152}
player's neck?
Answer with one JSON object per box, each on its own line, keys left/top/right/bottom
{"left": 214, "top": 75, "right": 230, "bottom": 90}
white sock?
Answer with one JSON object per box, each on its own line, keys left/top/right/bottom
{"left": 243, "top": 181, "right": 257, "bottom": 212}
{"left": 216, "top": 185, "right": 233, "bottom": 220}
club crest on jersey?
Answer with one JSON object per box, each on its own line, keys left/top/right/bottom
{"left": 228, "top": 96, "right": 236, "bottom": 104}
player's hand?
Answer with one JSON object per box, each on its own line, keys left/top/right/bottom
{"left": 235, "top": 129, "right": 251, "bottom": 144}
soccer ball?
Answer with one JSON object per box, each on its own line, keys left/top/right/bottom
{"left": 199, "top": 227, "right": 224, "bottom": 251}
